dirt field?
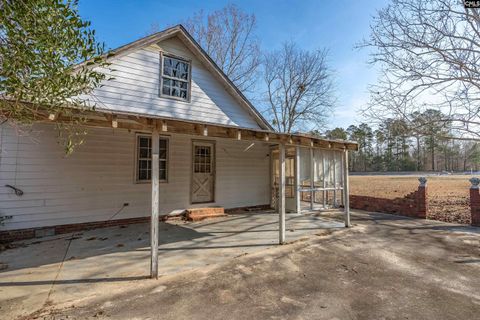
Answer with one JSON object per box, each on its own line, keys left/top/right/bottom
{"left": 350, "top": 174, "right": 473, "bottom": 224}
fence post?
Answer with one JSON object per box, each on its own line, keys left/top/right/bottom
{"left": 469, "top": 177, "right": 480, "bottom": 227}
{"left": 416, "top": 177, "right": 428, "bottom": 219}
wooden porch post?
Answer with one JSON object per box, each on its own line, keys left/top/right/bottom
{"left": 279, "top": 143, "right": 286, "bottom": 244}
{"left": 310, "top": 148, "right": 314, "bottom": 210}
{"left": 322, "top": 151, "right": 326, "bottom": 208}
{"left": 150, "top": 127, "right": 160, "bottom": 278}
{"left": 342, "top": 149, "right": 351, "bottom": 227}
{"left": 295, "top": 146, "right": 301, "bottom": 214}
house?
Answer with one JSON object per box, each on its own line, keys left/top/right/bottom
{"left": 0, "top": 25, "right": 357, "bottom": 276}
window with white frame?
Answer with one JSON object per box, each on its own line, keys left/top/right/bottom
{"left": 160, "top": 54, "right": 190, "bottom": 101}
{"left": 136, "top": 135, "right": 168, "bottom": 182}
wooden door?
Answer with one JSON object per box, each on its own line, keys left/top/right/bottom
{"left": 191, "top": 141, "right": 215, "bottom": 203}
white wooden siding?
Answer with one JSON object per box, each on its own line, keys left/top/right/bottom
{"left": 82, "top": 36, "right": 262, "bottom": 129}
{"left": 0, "top": 123, "right": 270, "bottom": 231}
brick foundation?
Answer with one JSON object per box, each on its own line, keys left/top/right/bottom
{"left": 185, "top": 207, "right": 226, "bottom": 221}
{"left": 0, "top": 204, "right": 271, "bottom": 243}
{"left": 470, "top": 188, "right": 480, "bottom": 227}
{"left": 350, "top": 183, "right": 428, "bottom": 219}
{"left": 0, "top": 216, "right": 152, "bottom": 243}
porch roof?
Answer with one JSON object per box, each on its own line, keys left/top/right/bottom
{"left": 40, "top": 108, "right": 359, "bottom": 151}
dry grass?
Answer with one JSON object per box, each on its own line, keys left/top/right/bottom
{"left": 350, "top": 175, "right": 473, "bottom": 224}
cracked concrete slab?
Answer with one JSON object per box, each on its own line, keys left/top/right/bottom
{"left": 0, "top": 211, "right": 342, "bottom": 319}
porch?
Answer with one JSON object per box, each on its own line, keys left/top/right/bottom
{"left": 0, "top": 210, "right": 344, "bottom": 318}
{"left": 1, "top": 110, "right": 357, "bottom": 279}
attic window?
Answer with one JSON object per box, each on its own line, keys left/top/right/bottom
{"left": 160, "top": 54, "right": 191, "bottom": 101}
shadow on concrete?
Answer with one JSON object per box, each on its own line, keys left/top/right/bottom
{"left": 0, "top": 275, "right": 149, "bottom": 287}
{"left": 0, "top": 222, "right": 214, "bottom": 273}
{"left": 454, "top": 259, "right": 480, "bottom": 264}
{"left": 0, "top": 212, "right": 341, "bottom": 276}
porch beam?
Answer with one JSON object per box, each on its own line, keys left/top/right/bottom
{"left": 279, "top": 143, "right": 286, "bottom": 244}
{"left": 342, "top": 149, "right": 351, "bottom": 227}
{"left": 150, "top": 127, "right": 160, "bottom": 279}
{"left": 127, "top": 116, "right": 154, "bottom": 129}
{"left": 36, "top": 108, "right": 359, "bottom": 151}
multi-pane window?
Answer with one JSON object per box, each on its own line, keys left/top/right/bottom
{"left": 137, "top": 135, "right": 168, "bottom": 182}
{"left": 194, "top": 146, "right": 211, "bottom": 173}
{"left": 161, "top": 55, "right": 190, "bottom": 100}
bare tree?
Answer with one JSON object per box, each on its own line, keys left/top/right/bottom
{"left": 263, "top": 42, "right": 335, "bottom": 133}
{"left": 360, "top": 0, "right": 480, "bottom": 140}
{"left": 152, "top": 4, "right": 260, "bottom": 93}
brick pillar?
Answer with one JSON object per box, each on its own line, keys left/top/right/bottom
{"left": 416, "top": 177, "right": 428, "bottom": 219}
{"left": 469, "top": 177, "right": 480, "bottom": 227}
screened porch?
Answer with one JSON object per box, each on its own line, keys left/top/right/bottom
{"left": 271, "top": 146, "right": 347, "bottom": 212}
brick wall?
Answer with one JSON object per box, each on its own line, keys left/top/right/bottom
{"left": 350, "top": 183, "right": 428, "bottom": 219}
{"left": 0, "top": 216, "right": 151, "bottom": 243}
{"left": 470, "top": 185, "right": 480, "bottom": 227}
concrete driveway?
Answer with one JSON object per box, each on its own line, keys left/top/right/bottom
{"left": 0, "top": 211, "right": 343, "bottom": 319}
{"left": 3, "top": 210, "right": 480, "bottom": 319}
{"left": 20, "top": 210, "right": 480, "bottom": 320}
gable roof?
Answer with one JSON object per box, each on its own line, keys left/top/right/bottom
{"left": 87, "top": 24, "right": 273, "bottom": 131}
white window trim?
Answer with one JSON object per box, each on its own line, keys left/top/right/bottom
{"left": 159, "top": 52, "right": 192, "bottom": 102}
{"left": 135, "top": 133, "right": 170, "bottom": 184}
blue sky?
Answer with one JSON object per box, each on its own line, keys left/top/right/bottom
{"left": 78, "top": 0, "right": 387, "bottom": 130}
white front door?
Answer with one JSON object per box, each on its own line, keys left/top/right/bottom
{"left": 191, "top": 141, "right": 215, "bottom": 203}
